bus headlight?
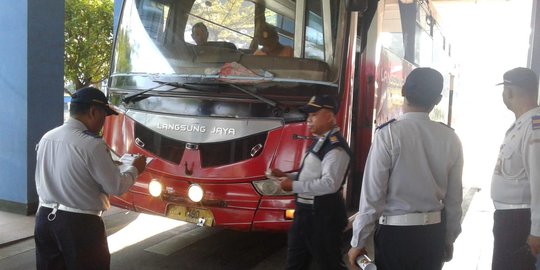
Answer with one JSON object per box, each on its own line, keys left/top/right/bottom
{"left": 188, "top": 184, "right": 204, "bottom": 202}
{"left": 148, "top": 180, "right": 163, "bottom": 197}
{"left": 253, "top": 179, "right": 294, "bottom": 196}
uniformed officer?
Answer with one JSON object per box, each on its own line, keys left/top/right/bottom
{"left": 269, "top": 95, "right": 351, "bottom": 269}
{"left": 491, "top": 67, "right": 540, "bottom": 270}
{"left": 34, "top": 87, "right": 147, "bottom": 270}
{"left": 348, "top": 67, "right": 464, "bottom": 270}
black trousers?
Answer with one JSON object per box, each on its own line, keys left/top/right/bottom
{"left": 285, "top": 207, "right": 348, "bottom": 270}
{"left": 374, "top": 223, "right": 445, "bottom": 270}
{"left": 34, "top": 207, "right": 110, "bottom": 270}
{"left": 492, "top": 209, "right": 535, "bottom": 270}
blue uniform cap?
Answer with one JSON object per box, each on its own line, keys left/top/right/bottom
{"left": 301, "top": 95, "right": 339, "bottom": 114}
{"left": 402, "top": 67, "right": 443, "bottom": 107}
{"left": 496, "top": 67, "right": 539, "bottom": 91}
{"left": 70, "top": 87, "right": 118, "bottom": 116}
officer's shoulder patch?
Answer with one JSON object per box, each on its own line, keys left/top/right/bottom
{"left": 532, "top": 115, "right": 540, "bottom": 130}
{"left": 438, "top": 122, "right": 455, "bottom": 130}
{"left": 376, "top": 119, "right": 396, "bottom": 130}
{"left": 329, "top": 135, "right": 339, "bottom": 144}
{"left": 83, "top": 130, "right": 102, "bottom": 139}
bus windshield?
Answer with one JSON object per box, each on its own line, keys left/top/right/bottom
{"left": 112, "top": 0, "right": 343, "bottom": 88}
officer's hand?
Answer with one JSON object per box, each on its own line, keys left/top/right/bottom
{"left": 443, "top": 243, "right": 454, "bottom": 262}
{"left": 132, "top": 155, "right": 147, "bottom": 174}
{"left": 279, "top": 177, "right": 292, "bottom": 191}
{"left": 347, "top": 247, "right": 367, "bottom": 269}
{"left": 527, "top": 235, "right": 540, "bottom": 256}
{"left": 270, "top": 168, "right": 286, "bottom": 177}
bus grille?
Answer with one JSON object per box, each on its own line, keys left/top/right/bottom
{"left": 199, "top": 133, "right": 267, "bottom": 167}
{"left": 134, "top": 123, "right": 267, "bottom": 167}
{"left": 134, "top": 123, "right": 185, "bottom": 164}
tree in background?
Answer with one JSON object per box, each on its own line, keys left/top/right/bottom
{"left": 65, "top": 0, "right": 113, "bottom": 90}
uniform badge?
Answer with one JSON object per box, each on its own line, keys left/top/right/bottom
{"left": 532, "top": 116, "right": 540, "bottom": 130}
{"left": 329, "top": 135, "right": 338, "bottom": 144}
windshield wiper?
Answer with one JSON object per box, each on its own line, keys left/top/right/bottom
{"left": 228, "top": 83, "right": 278, "bottom": 108}
{"left": 122, "top": 81, "right": 185, "bottom": 104}
{"left": 122, "top": 79, "right": 280, "bottom": 110}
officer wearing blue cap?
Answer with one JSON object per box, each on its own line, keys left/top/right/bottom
{"left": 491, "top": 67, "right": 540, "bottom": 270}
{"left": 34, "top": 87, "right": 147, "bottom": 270}
{"left": 348, "top": 67, "right": 464, "bottom": 269}
{"left": 268, "top": 95, "right": 351, "bottom": 269}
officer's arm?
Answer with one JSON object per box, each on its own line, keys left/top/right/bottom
{"left": 526, "top": 128, "right": 540, "bottom": 237}
{"left": 351, "top": 130, "right": 392, "bottom": 249}
{"left": 87, "top": 142, "right": 139, "bottom": 195}
{"left": 444, "top": 137, "right": 464, "bottom": 245}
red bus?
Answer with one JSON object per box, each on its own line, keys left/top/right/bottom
{"left": 103, "top": 0, "right": 454, "bottom": 231}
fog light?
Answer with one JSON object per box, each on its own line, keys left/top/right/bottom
{"left": 188, "top": 184, "right": 204, "bottom": 202}
{"left": 285, "top": 209, "right": 295, "bottom": 220}
{"left": 148, "top": 180, "right": 163, "bottom": 197}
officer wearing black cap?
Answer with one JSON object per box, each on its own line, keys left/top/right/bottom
{"left": 348, "top": 67, "right": 464, "bottom": 269}
{"left": 34, "top": 87, "right": 147, "bottom": 270}
{"left": 269, "top": 95, "right": 351, "bottom": 269}
{"left": 491, "top": 67, "right": 540, "bottom": 270}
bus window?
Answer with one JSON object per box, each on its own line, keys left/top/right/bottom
{"left": 305, "top": 0, "right": 324, "bottom": 60}
{"left": 113, "top": 0, "right": 339, "bottom": 86}
{"left": 414, "top": 2, "right": 433, "bottom": 66}
{"left": 380, "top": 1, "right": 406, "bottom": 59}
{"left": 415, "top": 24, "right": 432, "bottom": 66}
{"left": 184, "top": 0, "right": 255, "bottom": 51}
{"left": 264, "top": 9, "right": 295, "bottom": 48}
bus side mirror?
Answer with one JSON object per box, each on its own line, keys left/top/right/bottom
{"left": 346, "top": 0, "right": 368, "bottom": 12}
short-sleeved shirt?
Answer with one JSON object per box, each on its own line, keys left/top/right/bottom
{"left": 491, "top": 107, "right": 540, "bottom": 236}
{"left": 351, "top": 112, "right": 464, "bottom": 248}
{"left": 288, "top": 128, "right": 350, "bottom": 199}
{"left": 35, "top": 118, "right": 139, "bottom": 211}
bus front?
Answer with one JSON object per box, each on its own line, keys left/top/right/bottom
{"left": 104, "top": 0, "right": 353, "bottom": 231}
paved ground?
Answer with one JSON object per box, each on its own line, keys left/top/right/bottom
{"left": 0, "top": 186, "right": 496, "bottom": 270}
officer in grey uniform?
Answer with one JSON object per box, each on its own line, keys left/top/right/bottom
{"left": 491, "top": 67, "right": 540, "bottom": 270}
{"left": 270, "top": 95, "right": 351, "bottom": 269}
{"left": 34, "top": 87, "right": 147, "bottom": 270}
{"left": 348, "top": 68, "right": 464, "bottom": 270}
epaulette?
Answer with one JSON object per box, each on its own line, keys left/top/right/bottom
{"left": 329, "top": 135, "right": 339, "bottom": 144}
{"left": 438, "top": 122, "right": 455, "bottom": 131}
{"left": 83, "top": 130, "right": 102, "bottom": 138}
{"left": 532, "top": 115, "right": 540, "bottom": 130}
{"left": 376, "top": 119, "right": 396, "bottom": 130}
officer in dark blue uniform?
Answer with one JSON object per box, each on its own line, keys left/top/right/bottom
{"left": 270, "top": 95, "right": 351, "bottom": 269}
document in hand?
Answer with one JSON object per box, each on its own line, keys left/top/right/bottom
{"left": 118, "top": 154, "right": 153, "bottom": 172}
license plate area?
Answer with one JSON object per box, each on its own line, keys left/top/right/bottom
{"left": 166, "top": 205, "right": 214, "bottom": 227}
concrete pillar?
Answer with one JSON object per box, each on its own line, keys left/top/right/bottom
{"left": 0, "top": 1, "right": 64, "bottom": 214}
